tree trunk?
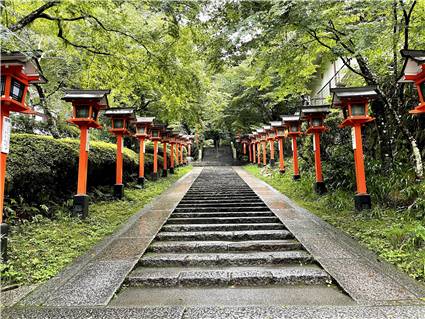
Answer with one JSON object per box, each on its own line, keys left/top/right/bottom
{"left": 34, "top": 84, "right": 61, "bottom": 138}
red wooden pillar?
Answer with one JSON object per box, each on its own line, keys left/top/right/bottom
{"left": 278, "top": 137, "right": 285, "bottom": 173}
{"left": 292, "top": 136, "right": 300, "bottom": 180}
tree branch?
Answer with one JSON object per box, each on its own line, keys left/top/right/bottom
{"left": 9, "top": 1, "right": 60, "bottom": 32}
{"left": 56, "top": 20, "right": 110, "bottom": 55}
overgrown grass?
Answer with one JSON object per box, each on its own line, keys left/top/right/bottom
{"left": 0, "top": 166, "right": 192, "bottom": 287}
{"left": 244, "top": 163, "right": 425, "bottom": 283}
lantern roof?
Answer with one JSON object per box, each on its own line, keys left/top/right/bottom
{"left": 134, "top": 116, "right": 155, "bottom": 124}
{"left": 62, "top": 89, "right": 110, "bottom": 108}
{"left": 1, "top": 51, "right": 47, "bottom": 84}
{"left": 270, "top": 121, "right": 283, "bottom": 127}
{"left": 399, "top": 49, "right": 425, "bottom": 82}
{"left": 281, "top": 115, "right": 301, "bottom": 123}
{"left": 104, "top": 107, "right": 135, "bottom": 118}
{"left": 301, "top": 106, "right": 330, "bottom": 117}
{"left": 256, "top": 128, "right": 265, "bottom": 133}
{"left": 263, "top": 125, "right": 272, "bottom": 131}
{"left": 330, "top": 86, "right": 378, "bottom": 106}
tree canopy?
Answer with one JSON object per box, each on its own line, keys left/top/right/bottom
{"left": 1, "top": 0, "right": 424, "bottom": 176}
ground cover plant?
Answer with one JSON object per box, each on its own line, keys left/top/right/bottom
{"left": 244, "top": 163, "right": 425, "bottom": 283}
{"left": 0, "top": 166, "right": 192, "bottom": 287}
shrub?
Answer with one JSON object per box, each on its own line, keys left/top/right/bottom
{"left": 4, "top": 134, "right": 167, "bottom": 221}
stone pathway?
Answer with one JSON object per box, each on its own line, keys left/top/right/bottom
{"left": 4, "top": 166, "right": 425, "bottom": 318}
{"left": 113, "top": 167, "right": 349, "bottom": 306}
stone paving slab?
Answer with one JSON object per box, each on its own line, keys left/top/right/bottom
{"left": 234, "top": 167, "right": 425, "bottom": 305}
{"left": 6, "top": 305, "right": 425, "bottom": 319}
{"left": 14, "top": 168, "right": 202, "bottom": 307}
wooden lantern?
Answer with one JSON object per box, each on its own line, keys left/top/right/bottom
{"left": 133, "top": 116, "right": 155, "bottom": 186}
{"left": 301, "top": 106, "right": 330, "bottom": 194}
{"left": 1, "top": 52, "right": 47, "bottom": 261}
{"left": 399, "top": 49, "right": 425, "bottom": 115}
{"left": 281, "top": 115, "right": 303, "bottom": 180}
{"left": 331, "top": 86, "right": 379, "bottom": 210}
{"left": 62, "top": 89, "right": 110, "bottom": 218}
{"left": 104, "top": 107, "right": 136, "bottom": 199}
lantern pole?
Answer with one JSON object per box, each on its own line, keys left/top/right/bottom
{"left": 162, "top": 140, "right": 168, "bottom": 177}
{"left": 292, "top": 136, "right": 300, "bottom": 180}
{"left": 138, "top": 137, "right": 145, "bottom": 186}
{"left": 269, "top": 139, "right": 275, "bottom": 166}
{"left": 153, "top": 139, "right": 158, "bottom": 180}
{"left": 313, "top": 132, "right": 326, "bottom": 194}
{"left": 180, "top": 143, "right": 183, "bottom": 165}
{"left": 76, "top": 125, "right": 89, "bottom": 195}
{"left": 0, "top": 109, "right": 10, "bottom": 262}
{"left": 278, "top": 137, "right": 285, "bottom": 173}
{"left": 251, "top": 142, "right": 253, "bottom": 164}
{"left": 115, "top": 132, "right": 124, "bottom": 198}
{"left": 262, "top": 139, "right": 267, "bottom": 166}
{"left": 248, "top": 141, "right": 252, "bottom": 162}
{"left": 257, "top": 141, "right": 261, "bottom": 167}
{"left": 170, "top": 140, "right": 175, "bottom": 174}
{"left": 353, "top": 124, "right": 367, "bottom": 194}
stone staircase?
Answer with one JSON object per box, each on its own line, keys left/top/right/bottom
{"left": 193, "top": 145, "right": 236, "bottom": 166}
{"left": 123, "top": 168, "right": 334, "bottom": 293}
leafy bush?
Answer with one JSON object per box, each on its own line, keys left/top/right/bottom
{"left": 4, "top": 134, "right": 167, "bottom": 221}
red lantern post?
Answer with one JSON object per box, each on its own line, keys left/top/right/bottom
{"left": 301, "top": 107, "right": 330, "bottom": 194}
{"left": 134, "top": 117, "right": 155, "bottom": 187}
{"left": 178, "top": 134, "right": 184, "bottom": 165}
{"left": 255, "top": 131, "right": 262, "bottom": 167}
{"left": 399, "top": 50, "right": 425, "bottom": 115}
{"left": 271, "top": 121, "right": 286, "bottom": 173}
{"left": 169, "top": 133, "right": 177, "bottom": 174}
{"left": 150, "top": 125, "right": 162, "bottom": 180}
{"left": 63, "top": 89, "right": 110, "bottom": 217}
{"left": 161, "top": 128, "right": 170, "bottom": 177}
{"left": 1, "top": 52, "right": 47, "bottom": 260}
{"left": 331, "top": 86, "right": 378, "bottom": 210}
{"left": 282, "top": 115, "right": 303, "bottom": 180}
{"left": 264, "top": 125, "right": 276, "bottom": 167}
{"left": 104, "top": 108, "right": 135, "bottom": 199}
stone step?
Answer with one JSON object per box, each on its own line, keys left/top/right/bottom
{"left": 156, "top": 229, "right": 293, "bottom": 241}
{"left": 166, "top": 216, "right": 281, "bottom": 224}
{"left": 161, "top": 223, "right": 285, "bottom": 232}
{"left": 173, "top": 206, "right": 269, "bottom": 213}
{"left": 182, "top": 196, "right": 260, "bottom": 201}
{"left": 147, "top": 239, "right": 302, "bottom": 253}
{"left": 170, "top": 212, "right": 274, "bottom": 218}
{"left": 177, "top": 202, "right": 267, "bottom": 208}
{"left": 179, "top": 199, "right": 264, "bottom": 204}
{"left": 138, "top": 251, "right": 313, "bottom": 267}
{"left": 126, "top": 265, "right": 331, "bottom": 287}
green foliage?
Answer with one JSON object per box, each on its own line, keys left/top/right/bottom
{"left": 0, "top": 166, "right": 192, "bottom": 286}
{"left": 4, "top": 134, "right": 167, "bottom": 222}
{"left": 244, "top": 164, "right": 425, "bottom": 282}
